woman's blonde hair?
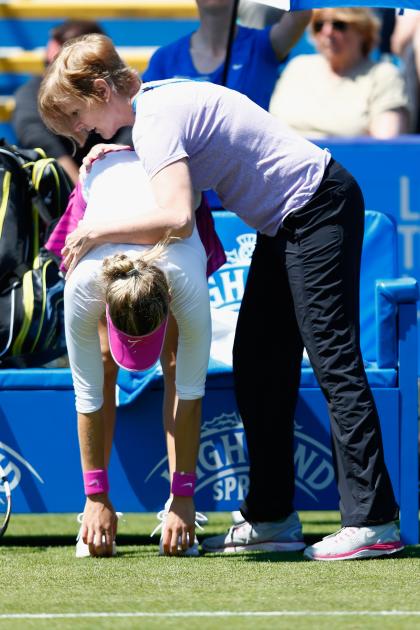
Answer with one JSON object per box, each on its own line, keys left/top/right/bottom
{"left": 38, "top": 33, "right": 139, "bottom": 145}
{"left": 102, "top": 241, "right": 171, "bottom": 337}
{"left": 311, "top": 8, "right": 380, "bottom": 56}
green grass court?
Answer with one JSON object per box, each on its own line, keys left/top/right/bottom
{"left": 0, "top": 511, "right": 419, "bottom": 630}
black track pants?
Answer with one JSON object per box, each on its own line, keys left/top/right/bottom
{"left": 233, "top": 159, "right": 398, "bottom": 526}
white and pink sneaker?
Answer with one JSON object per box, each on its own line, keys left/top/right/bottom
{"left": 304, "top": 522, "right": 404, "bottom": 561}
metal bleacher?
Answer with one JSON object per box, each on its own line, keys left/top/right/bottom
{"left": 0, "top": 0, "right": 199, "bottom": 136}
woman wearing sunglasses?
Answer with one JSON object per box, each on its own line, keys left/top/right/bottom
{"left": 270, "top": 8, "right": 409, "bottom": 139}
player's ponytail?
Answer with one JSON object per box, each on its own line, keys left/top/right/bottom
{"left": 102, "top": 239, "right": 171, "bottom": 336}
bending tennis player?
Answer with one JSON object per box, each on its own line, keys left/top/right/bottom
{"left": 63, "top": 150, "right": 211, "bottom": 557}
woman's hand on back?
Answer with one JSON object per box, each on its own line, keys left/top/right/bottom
{"left": 80, "top": 143, "right": 132, "bottom": 178}
{"left": 62, "top": 219, "right": 100, "bottom": 277}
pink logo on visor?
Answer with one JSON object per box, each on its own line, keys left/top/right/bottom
{"left": 106, "top": 305, "right": 168, "bottom": 372}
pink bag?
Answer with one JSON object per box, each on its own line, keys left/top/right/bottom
{"left": 45, "top": 183, "right": 86, "bottom": 265}
{"left": 195, "top": 196, "right": 226, "bottom": 276}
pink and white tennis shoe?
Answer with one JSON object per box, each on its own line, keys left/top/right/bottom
{"left": 304, "top": 522, "right": 404, "bottom": 561}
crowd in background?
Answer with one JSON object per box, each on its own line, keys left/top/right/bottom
{"left": 10, "top": 2, "right": 420, "bottom": 185}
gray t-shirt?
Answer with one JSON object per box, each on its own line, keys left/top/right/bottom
{"left": 132, "top": 80, "right": 331, "bottom": 237}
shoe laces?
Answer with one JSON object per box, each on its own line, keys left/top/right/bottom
{"left": 77, "top": 511, "right": 123, "bottom": 524}
{"left": 322, "top": 527, "right": 359, "bottom": 543}
{"left": 150, "top": 509, "right": 208, "bottom": 538}
{"left": 226, "top": 521, "right": 251, "bottom": 542}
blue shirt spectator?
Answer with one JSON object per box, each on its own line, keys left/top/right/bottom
{"left": 142, "top": 0, "right": 311, "bottom": 112}
{"left": 143, "top": 25, "right": 279, "bottom": 111}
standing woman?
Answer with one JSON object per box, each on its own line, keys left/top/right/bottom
{"left": 38, "top": 34, "right": 403, "bottom": 561}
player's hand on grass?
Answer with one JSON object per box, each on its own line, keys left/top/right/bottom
{"left": 82, "top": 493, "right": 117, "bottom": 557}
{"left": 80, "top": 143, "right": 131, "bottom": 178}
{"left": 163, "top": 496, "right": 196, "bottom": 556}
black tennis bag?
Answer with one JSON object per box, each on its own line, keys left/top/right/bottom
{"left": 0, "top": 140, "right": 73, "bottom": 367}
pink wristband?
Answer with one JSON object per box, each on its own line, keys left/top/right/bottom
{"left": 83, "top": 469, "right": 109, "bottom": 496}
{"left": 171, "top": 471, "right": 196, "bottom": 497}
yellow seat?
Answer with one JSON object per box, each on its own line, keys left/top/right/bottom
{"left": 0, "top": 0, "right": 198, "bottom": 19}
{"left": 0, "top": 46, "right": 155, "bottom": 74}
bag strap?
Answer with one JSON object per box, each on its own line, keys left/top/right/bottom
{"left": 0, "top": 144, "right": 42, "bottom": 165}
{"left": 31, "top": 190, "right": 55, "bottom": 226}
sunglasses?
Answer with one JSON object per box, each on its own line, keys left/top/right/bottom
{"left": 313, "top": 20, "right": 350, "bottom": 34}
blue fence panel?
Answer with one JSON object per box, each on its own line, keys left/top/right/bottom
{"left": 0, "top": 373, "right": 401, "bottom": 515}
{"left": 316, "top": 137, "right": 420, "bottom": 374}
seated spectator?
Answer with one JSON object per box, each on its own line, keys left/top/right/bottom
{"left": 391, "top": 9, "right": 420, "bottom": 132}
{"left": 143, "top": 0, "right": 311, "bottom": 111}
{"left": 269, "top": 7, "right": 409, "bottom": 139}
{"left": 12, "top": 20, "right": 132, "bottom": 183}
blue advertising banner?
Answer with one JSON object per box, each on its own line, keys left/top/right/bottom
{"left": 0, "top": 373, "right": 399, "bottom": 515}
{"left": 315, "top": 137, "right": 420, "bottom": 374}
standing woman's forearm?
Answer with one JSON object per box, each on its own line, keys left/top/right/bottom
{"left": 85, "top": 204, "right": 195, "bottom": 246}
{"left": 62, "top": 158, "right": 197, "bottom": 275}
{"left": 88, "top": 158, "right": 198, "bottom": 245}
{"left": 62, "top": 200, "right": 195, "bottom": 275}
